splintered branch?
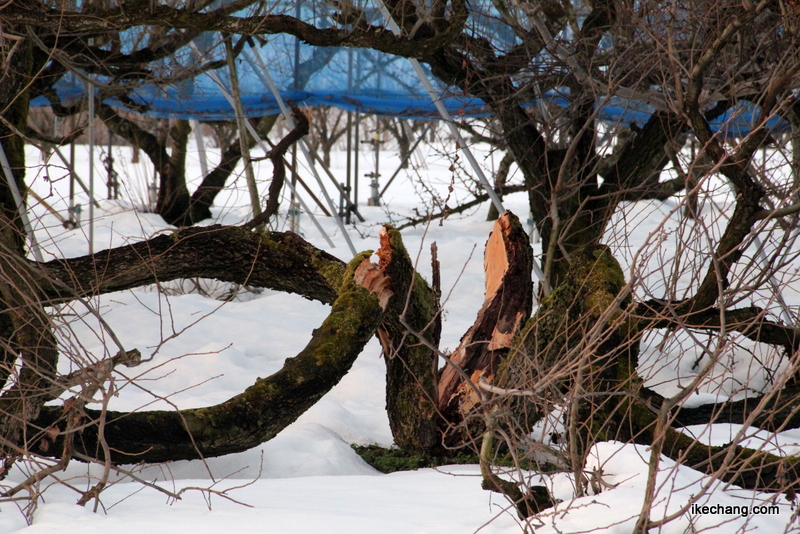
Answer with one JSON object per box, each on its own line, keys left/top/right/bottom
{"left": 359, "top": 225, "right": 441, "bottom": 453}
{"left": 437, "top": 212, "right": 533, "bottom": 423}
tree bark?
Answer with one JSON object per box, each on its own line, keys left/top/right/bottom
{"left": 38, "top": 225, "right": 345, "bottom": 305}
{"left": 30, "top": 252, "right": 387, "bottom": 463}
{"left": 486, "top": 153, "right": 514, "bottom": 221}
{"left": 367, "top": 225, "right": 442, "bottom": 453}
{"left": 438, "top": 212, "right": 533, "bottom": 426}
{"left": 0, "top": 218, "right": 59, "bottom": 444}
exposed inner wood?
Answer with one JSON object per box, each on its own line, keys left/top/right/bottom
{"left": 360, "top": 226, "right": 442, "bottom": 453}
{"left": 436, "top": 212, "right": 533, "bottom": 422}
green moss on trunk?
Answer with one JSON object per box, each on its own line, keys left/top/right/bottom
{"left": 377, "top": 226, "right": 441, "bottom": 453}
{"left": 32, "top": 252, "right": 381, "bottom": 463}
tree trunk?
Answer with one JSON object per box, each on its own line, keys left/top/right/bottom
{"left": 0, "top": 217, "right": 60, "bottom": 445}
{"left": 0, "top": 37, "right": 46, "bottom": 403}
{"left": 367, "top": 225, "right": 442, "bottom": 453}
{"left": 31, "top": 251, "right": 388, "bottom": 463}
{"left": 0, "top": 31, "right": 32, "bottom": 255}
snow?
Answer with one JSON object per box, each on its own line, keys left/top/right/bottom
{"left": 2, "top": 140, "right": 799, "bottom": 532}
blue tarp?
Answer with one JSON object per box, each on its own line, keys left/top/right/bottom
{"left": 30, "top": 0, "right": 792, "bottom": 137}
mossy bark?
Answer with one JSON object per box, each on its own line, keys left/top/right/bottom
{"left": 370, "top": 225, "right": 441, "bottom": 453}
{"left": 628, "top": 397, "right": 800, "bottom": 494}
{"left": 486, "top": 245, "right": 636, "bottom": 509}
{"left": 31, "top": 253, "right": 384, "bottom": 463}
{"left": 498, "top": 244, "right": 800, "bottom": 505}
{"left": 492, "top": 245, "right": 636, "bottom": 451}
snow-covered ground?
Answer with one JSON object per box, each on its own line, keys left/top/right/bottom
{"left": 1, "top": 138, "right": 799, "bottom": 533}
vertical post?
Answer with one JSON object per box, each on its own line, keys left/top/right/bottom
{"left": 354, "top": 111, "right": 360, "bottom": 208}
{"left": 293, "top": 0, "right": 301, "bottom": 92}
{"left": 290, "top": 143, "right": 300, "bottom": 233}
{"left": 345, "top": 49, "right": 353, "bottom": 224}
{"left": 149, "top": 161, "right": 158, "bottom": 211}
{"left": 68, "top": 140, "right": 77, "bottom": 228}
{"left": 290, "top": 5, "right": 301, "bottom": 236}
{"left": 364, "top": 131, "right": 382, "bottom": 206}
{"left": 345, "top": 112, "right": 353, "bottom": 224}
{"left": 106, "top": 130, "right": 119, "bottom": 200}
{"left": 224, "top": 35, "right": 263, "bottom": 230}
{"left": 190, "top": 119, "right": 210, "bottom": 179}
{"left": 87, "top": 80, "right": 95, "bottom": 254}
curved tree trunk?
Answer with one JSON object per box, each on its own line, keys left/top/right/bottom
{"left": 38, "top": 225, "right": 345, "bottom": 305}
{"left": 31, "top": 251, "right": 388, "bottom": 463}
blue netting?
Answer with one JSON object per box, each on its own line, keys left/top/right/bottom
{"left": 30, "top": 0, "right": 792, "bottom": 137}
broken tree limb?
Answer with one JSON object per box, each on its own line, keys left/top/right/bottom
{"left": 364, "top": 225, "right": 442, "bottom": 453}
{"left": 437, "top": 212, "right": 533, "bottom": 424}
{"left": 30, "top": 252, "right": 388, "bottom": 463}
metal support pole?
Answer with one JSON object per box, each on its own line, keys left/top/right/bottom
{"left": 225, "top": 36, "right": 263, "bottom": 230}
{"left": 354, "top": 112, "right": 360, "bottom": 208}
{"left": 345, "top": 111, "right": 353, "bottom": 224}
{"left": 68, "top": 141, "right": 77, "bottom": 228}
{"left": 290, "top": 143, "right": 300, "bottom": 233}
{"left": 345, "top": 49, "right": 354, "bottom": 224}
{"left": 190, "top": 119, "right": 210, "bottom": 179}
{"left": 194, "top": 42, "right": 335, "bottom": 249}
{"left": 106, "top": 131, "right": 119, "bottom": 200}
{"left": 150, "top": 161, "right": 158, "bottom": 211}
{"left": 364, "top": 131, "right": 382, "bottom": 206}
{"left": 87, "top": 80, "right": 95, "bottom": 254}
{"left": 245, "top": 45, "right": 357, "bottom": 256}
